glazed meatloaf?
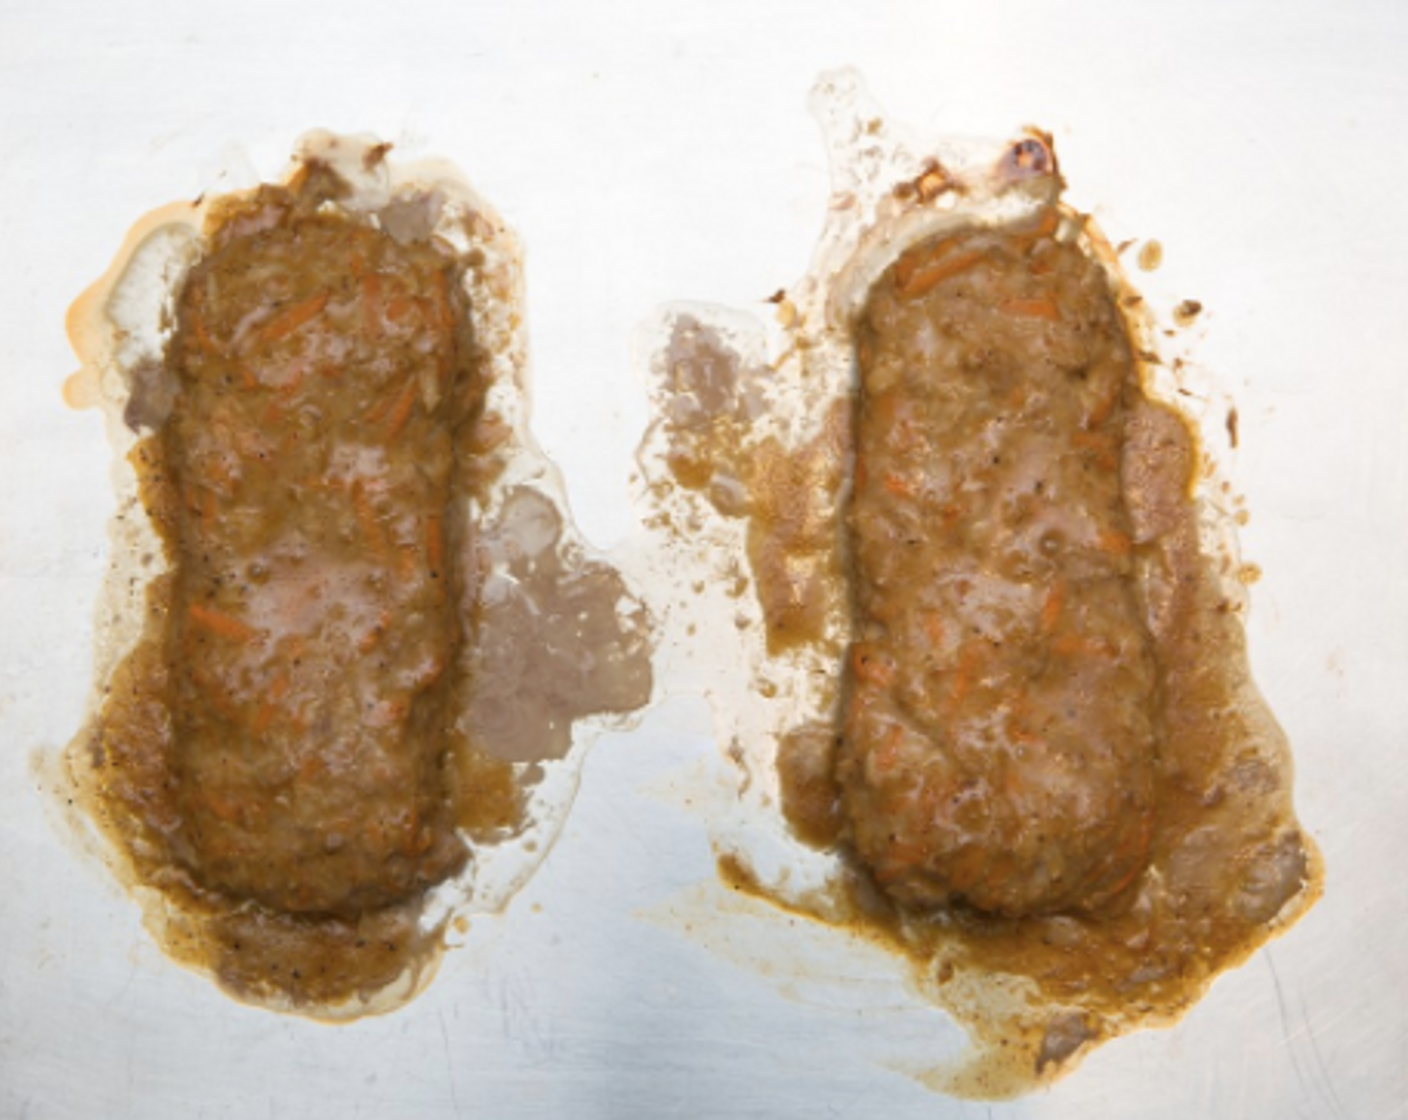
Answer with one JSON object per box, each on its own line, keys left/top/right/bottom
{"left": 163, "top": 176, "right": 475, "bottom": 916}
{"left": 839, "top": 219, "right": 1159, "bottom": 917}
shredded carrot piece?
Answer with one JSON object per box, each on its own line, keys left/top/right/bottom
{"left": 261, "top": 292, "right": 328, "bottom": 342}
{"left": 1097, "top": 529, "right": 1133, "bottom": 555}
{"left": 1000, "top": 297, "right": 1061, "bottom": 321}
{"left": 384, "top": 377, "right": 419, "bottom": 439}
{"left": 1051, "top": 633, "right": 1114, "bottom": 658}
{"left": 203, "top": 791, "right": 243, "bottom": 824}
{"left": 1086, "top": 384, "right": 1122, "bottom": 429}
{"left": 883, "top": 471, "right": 915, "bottom": 498}
{"left": 1007, "top": 721, "right": 1041, "bottom": 747}
{"left": 431, "top": 272, "right": 456, "bottom": 331}
{"left": 358, "top": 613, "right": 389, "bottom": 653}
{"left": 188, "top": 603, "right": 259, "bottom": 643}
{"left": 948, "top": 845, "right": 988, "bottom": 891}
{"left": 851, "top": 644, "right": 895, "bottom": 688}
{"left": 898, "top": 250, "right": 984, "bottom": 299}
{"left": 893, "top": 236, "right": 963, "bottom": 290}
{"left": 949, "top": 644, "right": 980, "bottom": 707}
{"left": 238, "top": 364, "right": 260, "bottom": 390}
{"left": 921, "top": 610, "right": 944, "bottom": 647}
{"left": 1073, "top": 430, "right": 1118, "bottom": 471}
{"left": 188, "top": 307, "right": 219, "bottom": 353}
{"left": 878, "top": 839, "right": 929, "bottom": 876}
{"left": 386, "top": 295, "right": 414, "bottom": 323}
{"left": 1029, "top": 206, "right": 1059, "bottom": 239}
{"left": 363, "top": 389, "right": 393, "bottom": 425}
{"left": 873, "top": 724, "right": 905, "bottom": 773}
{"left": 1040, "top": 580, "right": 1066, "bottom": 635}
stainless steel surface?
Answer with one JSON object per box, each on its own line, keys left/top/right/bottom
{"left": 2, "top": 2, "right": 1403, "bottom": 1116}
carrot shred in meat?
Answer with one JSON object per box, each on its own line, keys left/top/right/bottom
{"left": 363, "top": 388, "right": 393, "bottom": 425}
{"left": 1086, "top": 384, "right": 1122, "bottom": 428}
{"left": 1097, "top": 528, "right": 1133, "bottom": 555}
{"left": 1073, "top": 430, "right": 1119, "bottom": 471}
{"left": 948, "top": 845, "right": 988, "bottom": 891}
{"left": 386, "top": 295, "right": 414, "bottom": 323}
{"left": 873, "top": 724, "right": 905, "bottom": 773}
{"left": 1091, "top": 814, "right": 1153, "bottom": 898}
{"left": 261, "top": 292, "right": 328, "bottom": 342}
{"left": 949, "top": 644, "right": 980, "bottom": 707}
{"left": 1051, "top": 633, "right": 1115, "bottom": 658}
{"left": 1028, "top": 206, "right": 1060, "bottom": 239}
{"left": 1040, "top": 579, "right": 1066, "bottom": 635}
{"left": 384, "top": 377, "right": 419, "bottom": 439}
{"left": 851, "top": 644, "right": 895, "bottom": 688}
{"left": 188, "top": 603, "right": 260, "bottom": 643}
{"left": 430, "top": 271, "right": 456, "bottom": 331}
{"left": 238, "top": 364, "right": 260, "bottom": 390}
{"left": 922, "top": 610, "right": 945, "bottom": 647}
{"left": 898, "top": 249, "right": 985, "bottom": 300}
{"left": 1000, "top": 297, "right": 1061, "bottom": 321}
{"left": 883, "top": 471, "right": 916, "bottom": 498}
{"left": 878, "top": 839, "right": 930, "bottom": 877}
{"left": 358, "top": 610, "right": 392, "bottom": 653}
{"left": 188, "top": 307, "right": 219, "bottom": 353}
{"left": 202, "top": 791, "right": 244, "bottom": 824}
{"left": 1007, "top": 720, "right": 1041, "bottom": 747}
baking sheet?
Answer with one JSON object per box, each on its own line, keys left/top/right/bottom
{"left": 2, "top": 1, "right": 1405, "bottom": 1116}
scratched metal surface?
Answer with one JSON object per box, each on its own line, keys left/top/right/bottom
{"left": 1, "top": 2, "right": 1404, "bottom": 1117}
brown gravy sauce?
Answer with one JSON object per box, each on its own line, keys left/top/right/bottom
{"left": 638, "top": 72, "right": 1321, "bottom": 1097}
{"left": 61, "top": 134, "right": 651, "bottom": 1018}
